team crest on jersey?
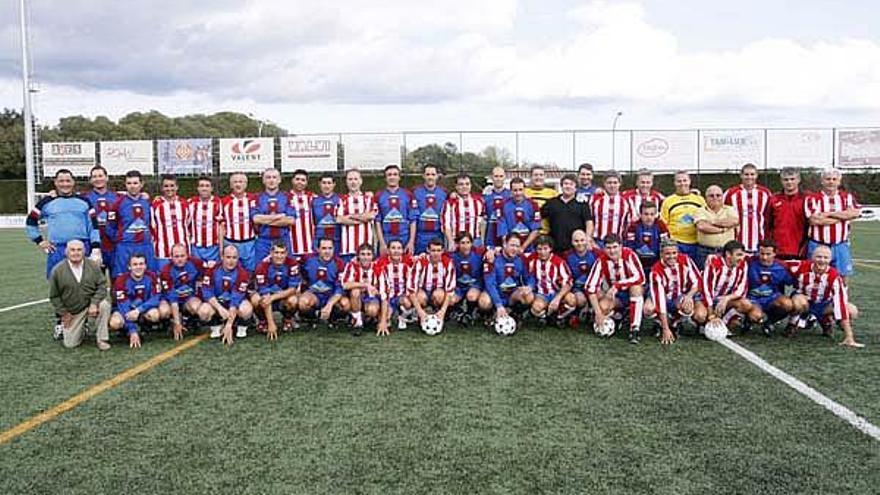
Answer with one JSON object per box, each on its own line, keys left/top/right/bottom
{"left": 317, "top": 268, "right": 327, "bottom": 280}
{"left": 180, "top": 273, "right": 189, "bottom": 284}
{"left": 222, "top": 278, "right": 231, "bottom": 292}
{"left": 579, "top": 262, "right": 589, "bottom": 273}
{"left": 426, "top": 196, "right": 435, "bottom": 206}
{"left": 274, "top": 273, "right": 283, "bottom": 285}
{"left": 135, "top": 288, "right": 145, "bottom": 300}
{"left": 515, "top": 210, "right": 524, "bottom": 221}
{"left": 323, "top": 204, "right": 334, "bottom": 214}
{"left": 389, "top": 196, "right": 399, "bottom": 207}
{"left": 760, "top": 273, "right": 771, "bottom": 284}
{"left": 642, "top": 233, "right": 652, "bottom": 245}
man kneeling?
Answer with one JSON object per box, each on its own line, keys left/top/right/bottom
{"left": 198, "top": 245, "right": 254, "bottom": 344}
{"left": 110, "top": 253, "right": 171, "bottom": 348}
{"left": 252, "top": 241, "right": 301, "bottom": 340}
{"left": 408, "top": 238, "right": 456, "bottom": 324}
{"left": 586, "top": 234, "right": 648, "bottom": 343}
{"left": 342, "top": 243, "right": 381, "bottom": 335}
{"left": 527, "top": 235, "right": 576, "bottom": 325}
{"left": 160, "top": 243, "right": 206, "bottom": 340}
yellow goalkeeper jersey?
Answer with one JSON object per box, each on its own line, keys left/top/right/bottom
{"left": 659, "top": 192, "right": 706, "bottom": 245}
{"left": 525, "top": 186, "right": 558, "bottom": 234}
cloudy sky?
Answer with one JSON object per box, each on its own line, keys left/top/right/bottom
{"left": 2, "top": 0, "right": 880, "bottom": 133}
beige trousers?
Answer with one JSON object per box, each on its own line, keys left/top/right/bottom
{"left": 63, "top": 299, "right": 111, "bottom": 348}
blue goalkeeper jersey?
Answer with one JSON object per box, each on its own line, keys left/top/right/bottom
{"left": 26, "top": 194, "right": 100, "bottom": 248}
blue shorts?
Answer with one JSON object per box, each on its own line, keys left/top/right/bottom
{"left": 808, "top": 240, "right": 853, "bottom": 277}
{"left": 749, "top": 293, "right": 782, "bottom": 313}
{"left": 101, "top": 248, "right": 114, "bottom": 272}
{"left": 615, "top": 291, "right": 630, "bottom": 308}
{"left": 113, "top": 243, "right": 156, "bottom": 278}
{"left": 306, "top": 291, "right": 334, "bottom": 309}
{"left": 536, "top": 292, "right": 557, "bottom": 303}
{"left": 677, "top": 242, "right": 698, "bottom": 260}
{"left": 225, "top": 239, "right": 256, "bottom": 272}
{"left": 362, "top": 296, "right": 380, "bottom": 306}
{"left": 255, "top": 237, "right": 291, "bottom": 267}
{"left": 806, "top": 299, "right": 831, "bottom": 319}
{"left": 415, "top": 233, "right": 443, "bottom": 254}
{"left": 191, "top": 245, "right": 220, "bottom": 265}
{"left": 45, "top": 239, "right": 93, "bottom": 278}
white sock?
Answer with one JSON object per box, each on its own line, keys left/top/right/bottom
{"left": 352, "top": 311, "right": 363, "bottom": 326}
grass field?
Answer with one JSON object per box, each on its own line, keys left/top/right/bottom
{"left": 0, "top": 226, "right": 878, "bottom": 494}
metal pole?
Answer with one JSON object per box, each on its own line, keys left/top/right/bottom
{"left": 19, "top": 0, "right": 36, "bottom": 212}
{"left": 611, "top": 111, "right": 622, "bottom": 170}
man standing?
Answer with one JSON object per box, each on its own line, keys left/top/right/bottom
{"left": 187, "top": 176, "right": 224, "bottom": 266}
{"left": 151, "top": 174, "right": 190, "bottom": 271}
{"left": 590, "top": 172, "right": 632, "bottom": 245}
{"left": 375, "top": 164, "right": 415, "bottom": 255}
{"left": 311, "top": 173, "right": 342, "bottom": 252}
{"left": 288, "top": 169, "right": 316, "bottom": 260}
{"left": 49, "top": 240, "right": 111, "bottom": 350}
{"left": 624, "top": 201, "right": 669, "bottom": 270}
{"left": 804, "top": 168, "right": 861, "bottom": 283}
{"left": 83, "top": 165, "right": 118, "bottom": 270}
{"left": 694, "top": 185, "right": 739, "bottom": 267}
{"left": 106, "top": 170, "right": 155, "bottom": 277}
{"left": 541, "top": 174, "right": 594, "bottom": 253}
{"left": 765, "top": 168, "right": 807, "bottom": 259}
{"left": 222, "top": 172, "right": 257, "bottom": 272}
{"left": 524, "top": 165, "right": 557, "bottom": 234}
{"left": 27, "top": 169, "right": 102, "bottom": 278}
{"left": 252, "top": 168, "right": 294, "bottom": 264}
{"left": 575, "top": 163, "right": 599, "bottom": 203}
{"left": 410, "top": 164, "right": 448, "bottom": 254}
{"left": 660, "top": 170, "right": 706, "bottom": 262}
{"left": 336, "top": 169, "right": 378, "bottom": 263}
{"left": 442, "top": 174, "right": 486, "bottom": 250}
{"left": 497, "top": 177, "right": 542, "bottom": 252}
{"left": 724, "top": 163, "right": 771, "bottom": 253}
{"left": 622, "top": 168, "right": 665, "bottom": 218}
{"left": 483, "top": 166, "right": 511, "bottom": 248}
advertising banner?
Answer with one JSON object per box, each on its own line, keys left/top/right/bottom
{"left": 157, "top": 138, "right": 213, "bottom": 174}
{"left": 343, "top": 134, "right": 402, "bottom": 170}
{"left": 766, "top": 129, "right": 832, "bottom": 169}
{"left": 700, "top": 129, "right": 764, "bottom": 171}
{"left": 219, "top": 137, "right": 275, "bottom": 173}
{"left": 837, "top": 129, "right": 880, "bottom": 168}
{"left": 42, "top": 142, "right": 96, "bottom": 177}
{"left": 100, "top": 140, "right": 154, "bottom": 175}
{"left": 280, "top": 135, "right": 338, "bottom": 172}
{"left": 632, "top": 131, "right": 697, "bottom": 170}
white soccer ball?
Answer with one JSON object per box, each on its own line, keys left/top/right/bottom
{"left": 421, "top": 315, "right": 444, "bottom": 336}
{"left": 494, "top": 315, "right": 517, "bottom": 336}
{"left": 594, "top": 317, "right": 616, "bottom": 337}
{"left": 703, "top": 318, "right": 729, "bottom": 342}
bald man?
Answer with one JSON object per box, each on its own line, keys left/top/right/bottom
{"left": 693, "top": 185, "right": 738, "bottom": 267}
{"left": 48, "top": 240, "right": 111, "bottom": 350}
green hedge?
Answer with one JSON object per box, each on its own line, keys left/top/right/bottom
{"left": 4, "top": 170, "right": 879, "bottom": 214}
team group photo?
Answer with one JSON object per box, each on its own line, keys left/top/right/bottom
{"left": 2, "top": 0, "right": 879, "bottom": 493}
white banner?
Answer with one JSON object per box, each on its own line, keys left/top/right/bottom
{"left": 700, "top": 129, "right": 764, "bottom": 171}
{"left": 219, "top": 138, "right": 275, "bottom": 173}
{"left": 280, "top": 135, "right": 338, "bottom": 172}
{"left": 766, "top": 129, "right": 832, "bottom": 169}
{"left": 100, "top": 140, "right": 154, "bottom": 175}
{"left": 837, "top": 129, "right": 880, "bottom": 168}
{"left": 42, "top": 142, "right": 96, "bottom": 177}
{"left": 343, "top": 134, "right": 402, "bottom": 170}
{"left": 632, "top": 131, "right": 697, "bottom": 171}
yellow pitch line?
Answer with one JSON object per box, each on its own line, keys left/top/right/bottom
{"left": 0, "top": 333, "right": 209, "bottom": 446}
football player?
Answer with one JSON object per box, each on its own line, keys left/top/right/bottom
{"left": 585, "top": 234, "right": 647, "bottom": 343}
{"left": 251, "top": 241, "right": 301, "bottom": 340}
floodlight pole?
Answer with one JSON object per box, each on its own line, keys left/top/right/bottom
{"left": 611, "top": 111, "right": 622, "bottom": 170}
{"left": 19, "top": 0, "right": 36, "bottom": 212}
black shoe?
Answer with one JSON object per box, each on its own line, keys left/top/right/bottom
{"left": 762, "top": 322, "right": 774, "bottom": 337}
{"left": 820, "top": 320, "right": 834, "bottom": 337}
{"left": 351, "top": 325, "right": 363, "bottom": 337}
{"left": 628, "top": 327, "right": 640, "bottom": 344}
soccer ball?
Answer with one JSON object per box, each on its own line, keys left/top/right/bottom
{"left": 594, "top": 318, "right": 616, "bottom": 337}
{"left": 421, "top": 315, "right": 444, "bottom": 336}
{"left": 703, "top": 318, "right": 729, "bottom": 342}
{"left": 494, "top": 315, "right": 517, "bottom": 336}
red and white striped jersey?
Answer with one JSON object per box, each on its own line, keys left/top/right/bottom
{"left": 376, "top": 255, "right": 413, "bottom": 300}
{"left": 342, "top": 259, "right": 378, "bottom": 288}
{"left": 723, "top": 184, "right": 771, "bottom": 252}
{"left": 187, "top": 196, "right": 224, "bottom": 248}
{"left": 786, "top": 260, "right": 850, "bottom": 320}
{"left": 408, "top": 254, "right": 456, "bottom": 294}
{"left": 590, "top": 192, "right": 632, "bottom": 240}
{"left": 288, "top": 190, "right": 315, "bottom": 255}
{"left": 701, "top": 254, "right": 748, "bottom": 302}
{"left": 336, "top": 191, "right": 378, "bottom": 255}
{"left": 650, "top": 254, "right": 702, "bottom": 315}
{"left": 804, "top": 190, "right": 861, "bottom": 245}
{"left": 622, "top": 189, "right": 665, "bottom": 218}
{"left": 222, "top": 193, "right": 256, "bottom": 241}
{"left": 442, "top": 193, "right": 486, "bottom": 240}
{"left": 585, "top": 247, "right": 645, "bottom": 294}
{"left": 527, "top": 253, "right": 572, "bottom": 296}
{"left": 151, "top": 196, "right": 190, "bottom": 259}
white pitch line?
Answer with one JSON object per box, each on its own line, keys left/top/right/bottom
{"left": 718, "top": 338, "right": 880, "bottom": 442}
{"left": 853, "top": 259, "right": 880, "bottom": 263}
{"left": 0, "top": 298, "right": 49, "bottom": 314}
